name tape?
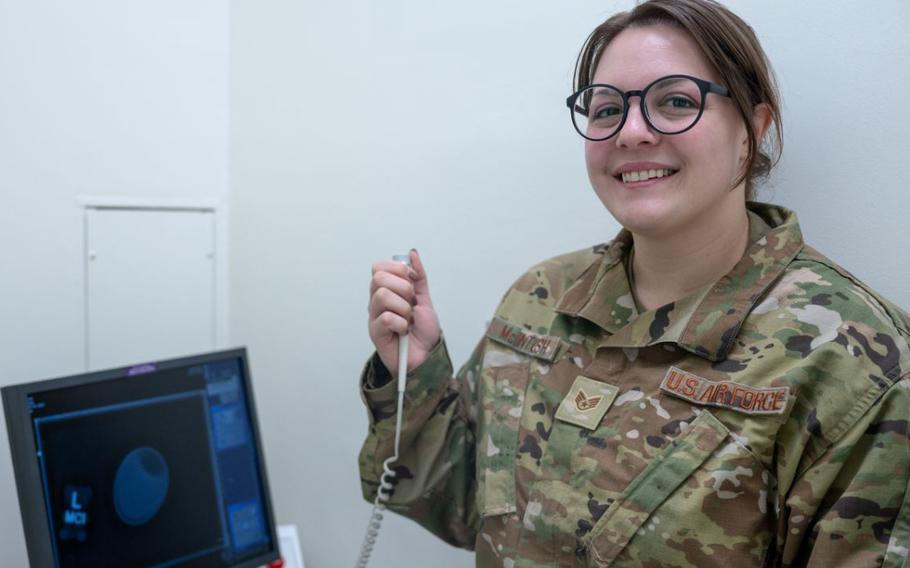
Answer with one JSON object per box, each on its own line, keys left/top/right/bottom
{"left": 660, "top": 366, "right": 789, "bottom": 416}
{"left": 486, "top": 317, "right": 561, "bottom": 362}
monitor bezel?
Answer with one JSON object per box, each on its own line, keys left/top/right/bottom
{"left": 2, "top": 347, "right": 280, "bottom": 568}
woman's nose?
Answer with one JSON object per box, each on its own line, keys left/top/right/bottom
{"left": 615, "top": 100, "right": 659, "bottom": 148}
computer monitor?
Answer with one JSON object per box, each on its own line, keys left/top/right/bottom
{"left": 2, "top": 348, "right": 280, "bottom": 568}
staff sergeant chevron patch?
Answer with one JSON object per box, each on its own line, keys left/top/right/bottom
{"left": 555, "top": 376, "right": 619, "bottom": 430}
{"left": 574, "top": 390, "right": 603, "bottom": 412}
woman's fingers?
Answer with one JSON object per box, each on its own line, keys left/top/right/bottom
{"left": 371, "top": 310, "right": 409, "bottom": 338}
{"left": 369, "top": 285, "right": 413, "bottom": 324}
{"left": 409, "top": 249, "right": 431, "bottom": 300}
{"left": 367, "top": 251, "right": 441, "bottom": 375}
{"left": 369, "top": 270, "right": 415, "bottom": 309}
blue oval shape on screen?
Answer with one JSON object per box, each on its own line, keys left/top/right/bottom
{"left": 113, "top": 446, "right": 169, "bottom": 526}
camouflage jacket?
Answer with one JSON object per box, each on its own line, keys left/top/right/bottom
{"left": 358, "top": 202, "right": 910, "bottom": 567}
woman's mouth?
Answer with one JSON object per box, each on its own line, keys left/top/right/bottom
{"left": 617, "top": 168, "right": 678, "bottom": 183}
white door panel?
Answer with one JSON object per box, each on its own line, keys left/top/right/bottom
{"left": 86, "top": 208, "right": 215, "bottom": 370}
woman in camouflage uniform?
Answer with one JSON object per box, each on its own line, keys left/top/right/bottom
{"left": 361, "top": 0, "right": 910, "bottom": 565}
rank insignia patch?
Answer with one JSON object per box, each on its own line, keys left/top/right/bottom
{"left": 574, "top": 390, "right": 603, "bottom": 412}
{"left": 555, "top": 376, "right": 619, "bottom": 430}
{"left": 660, "top": 366, "right": 790, "bottom": 415}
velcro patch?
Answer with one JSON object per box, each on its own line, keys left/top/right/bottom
{"left": 555, "top": 376, "right": 619, "bottom": 430}
{"left": 660, "top": 366, "right": 789, "bottom": 416}
{"left": 486, "top": 317, "right": 561, "bottom": 362}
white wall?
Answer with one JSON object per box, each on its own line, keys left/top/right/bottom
{"left": 230, "top": 1, "right": 909, "bottom": 567}
{"left": 0, "top": 1, "right": 229, "bottom": 564}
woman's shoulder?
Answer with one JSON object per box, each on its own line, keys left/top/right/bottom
{"left": 749, "top": 241, "right": 910, "bottom": 375}
{"left": 742, "top": 243, "right": 910, "bottom": 474}
{"left": 759, "top": 243, "right": 910, "bottom": 365}
{"left": 793, "top": 244, "right": 910, "bottom": 338}
{"left": 493, "top": 243, "right": 612, "bottom": 328}
{"left": 740, "top": 202, "right": 909, "bottom": 385}
{"left": 744, "top": 242, "right": 910, "bottom": 434}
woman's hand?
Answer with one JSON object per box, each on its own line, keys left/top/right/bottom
{"left": 368, "top": 249, "right": 441, "bottom": 376}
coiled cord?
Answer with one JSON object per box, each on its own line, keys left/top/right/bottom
{"left": 355, "top": 316, "right": 409, "bottom": 567}
{"left": 355, "top": 452, "right": 398, "bottom": 567}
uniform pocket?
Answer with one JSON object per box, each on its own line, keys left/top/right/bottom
{"left": 475, "top": 341, "right": 531, "bottom": 517}
{"left": 583, "top": 410, "right": 775, "bottom": 567}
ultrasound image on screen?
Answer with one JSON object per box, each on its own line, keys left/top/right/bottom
{"left": 36, "top": 392, "right": 228, "bottom": 566}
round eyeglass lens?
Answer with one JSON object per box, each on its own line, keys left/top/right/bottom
{"left": 571, "top": 85, "right": 625, "bottom": 141}
{"left": 643, "top": 76, "right": 704, "bottom": 134}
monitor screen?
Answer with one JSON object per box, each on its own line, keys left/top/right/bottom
{"left": 2, "top": 348, "right": 279, "bottom": 568}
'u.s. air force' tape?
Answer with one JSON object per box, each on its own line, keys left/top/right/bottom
{"left": 660, "top": 366, "right": 790, "bottom": 415}
{"left": 485, "top": 317, "right": 561, "bottom": 362}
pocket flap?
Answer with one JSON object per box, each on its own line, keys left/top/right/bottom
{"left": 583, "top": 410, "right": 730, "bottom": 565}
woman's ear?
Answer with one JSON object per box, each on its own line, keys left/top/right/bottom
{"left": 750, "top": 102, "right": 773, "bottom": 147}
{"left": 739, "top": 103, "right": 772, "bottom": 167}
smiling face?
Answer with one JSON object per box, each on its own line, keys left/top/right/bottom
{"left": 586, "top": 23, "right": 750, "bottom": 239}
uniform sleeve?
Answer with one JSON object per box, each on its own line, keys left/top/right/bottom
{"left": 778, "top": 376, "right": 910, "bottom": 567}
{"left": 357, "top": 337, "right": 484, "bottom": 549}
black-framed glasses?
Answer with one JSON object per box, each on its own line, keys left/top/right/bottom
{"left": 566, "top": 74, "right": 731, "bottom": 141}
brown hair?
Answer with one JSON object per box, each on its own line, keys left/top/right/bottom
{"left": 574, "top": 0, "right": 782, "bottom": 199}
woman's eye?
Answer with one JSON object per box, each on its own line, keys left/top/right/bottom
{"left": 593, "top": 105, "right": 622, "bottom": 119}
{"left": 661, "top": 95, "right": 697, "bottom": 109}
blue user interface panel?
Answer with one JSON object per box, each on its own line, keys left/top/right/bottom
{"left": 24, "top": 354, "right": 273, "bottom": 567}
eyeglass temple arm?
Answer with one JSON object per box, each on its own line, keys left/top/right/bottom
{"left": 566, "top": 94, "right": 588, "bottom": 116}
{"left": 707, "top": 83, "right": 730, "bottom": 97}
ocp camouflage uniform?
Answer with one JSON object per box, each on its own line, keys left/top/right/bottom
{"left": 358, "top": 202, "right": 910, "bottom": 567}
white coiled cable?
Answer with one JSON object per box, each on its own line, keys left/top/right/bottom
{"left": 356, "top": 254, "right": 411, "bottom": 568}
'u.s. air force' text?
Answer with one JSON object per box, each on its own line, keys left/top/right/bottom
{"left": 660, "top": 366, "right": 789, "bottom": 415}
